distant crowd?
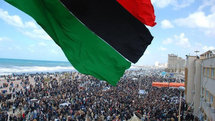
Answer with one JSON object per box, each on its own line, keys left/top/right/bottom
{"left": 0, "top": 70, "right": 197, "bottom": 121}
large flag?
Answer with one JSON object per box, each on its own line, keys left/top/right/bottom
{"left": 5, "top": 0, "right": 156, "bottom": 85}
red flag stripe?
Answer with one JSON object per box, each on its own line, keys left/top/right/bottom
{"left": 117, "top": 0, "right": 156, "bottom": 27}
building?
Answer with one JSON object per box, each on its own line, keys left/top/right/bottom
{"left": 200, "top": 50, "right": 215, "bottom": 59}
{"left": 185, "top": 50, "right": 215, "bottom": 121}
{"left": 177, "top": 57, "right": 186, "bottom": 73}
{"left": 154, "top": 61, "right": 167, "bottom": 69}
{"left": 167, "top": 54, "right": 185, "bottom": 74}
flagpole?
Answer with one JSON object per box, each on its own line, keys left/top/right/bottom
{"left": 178, "top": 86, "right": 185, "bottom": 121}
{"left": 178, "top": 90, "right": 182, "bottom": 121}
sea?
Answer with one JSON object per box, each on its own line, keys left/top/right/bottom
{"left": 0, "top": 58, "right": 75, "bottom": 75}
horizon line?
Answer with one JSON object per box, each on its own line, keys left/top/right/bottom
{"left": 0, "top": 57, "right": 69, "bottom": 63}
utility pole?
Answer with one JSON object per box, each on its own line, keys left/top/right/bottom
{"left": 194, "top": 50, "right": 199, "bottom": 56}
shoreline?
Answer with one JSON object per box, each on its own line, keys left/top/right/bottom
{"left": 0, "top": 66, "right": 76, "bottom": 76}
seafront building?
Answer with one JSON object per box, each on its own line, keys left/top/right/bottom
{"left": 154, "top": 61, "right": 167, "bottom": 69}
{"left": 167, "top": 54, "right": 185, "bottom": 74}
{"left": 185, "top": 50, "right": 215, "bottom": 121}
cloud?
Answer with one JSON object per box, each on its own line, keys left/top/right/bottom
{"left": 211, "top": 5, "right": 215, "bottom": 13}
{"left": 174, "top": 33, "right": 190, "bottom": 47}
{"left": 162, "top": 38, "right": 173, "bottom": 45}
{"left": 198, "top": 0, "right": 215, "bottom": 12}
{"left": 151, "top": 0, "right": 195, "bottom": 9}
{"left": 0, "top": 8, "right": 51, "bottom": 40}
{"left": 175, "top": 12, "right": 212, "bottom": 28}
{"left": 203, "top": 46, "right": 215, "bottom": 51}
{"left": 174, "top": 1, "right": 215, "bottom": 36}
{"left": 162, "top": 33, "right": 190, "bottom": 48}
{"left": 159, "top": 47, "right": 167, "bottom": 51}
{"left": 27, "top": 44, "right": 36, "bottom": 53}
{"left": 51, "top": 49, "right": 60, "bottom": 55}
{"left": 175, "top": 11, "right": 215, "bottom": 36}
{"left": 25, "top": 21, "right": 37, "bottom": 29}
{"left": 0, "top": 8, "right": 24, "bottom": 27}
{"left": 151, "top": 0, "right": 172, "bottom": 8}
{"left": 0, "top": 37, "right": 11, "bottom": 42}
{"left": 38, "top": 42, "right": 47, "bottom": 46}
{"left": 172, "top": 0, "right": 195, "bottom": 9}
{"left": 161, "top": 19, "right": 174, "bottom": 29}
{"left": 22, "top": 29, "right": 52, "bottom": 40}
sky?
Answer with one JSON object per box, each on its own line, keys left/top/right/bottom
{"left": 0, "top": 0, "right": 215, "bottom": 66}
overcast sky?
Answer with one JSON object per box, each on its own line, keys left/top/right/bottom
{"left": 0, "top": 0, "right": 215, "bottom": 65}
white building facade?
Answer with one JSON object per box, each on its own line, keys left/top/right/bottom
{"left": 185, "top": 50, "right": 215, "bottom": 121}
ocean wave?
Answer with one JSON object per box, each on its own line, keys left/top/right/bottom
{"left": 0, "top": 66, "right": 75, "bottom": 75}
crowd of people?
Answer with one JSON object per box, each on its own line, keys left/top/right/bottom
{"left": 0, "top": 69, "right": 196, "bottom": 121}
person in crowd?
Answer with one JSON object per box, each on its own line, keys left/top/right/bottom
{"left": 0, "top": 70, "right": 189, "bottom": 121}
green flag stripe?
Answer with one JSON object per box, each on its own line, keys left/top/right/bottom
{"left": 5, "top": 0, "right": 131, "bottom": 85}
